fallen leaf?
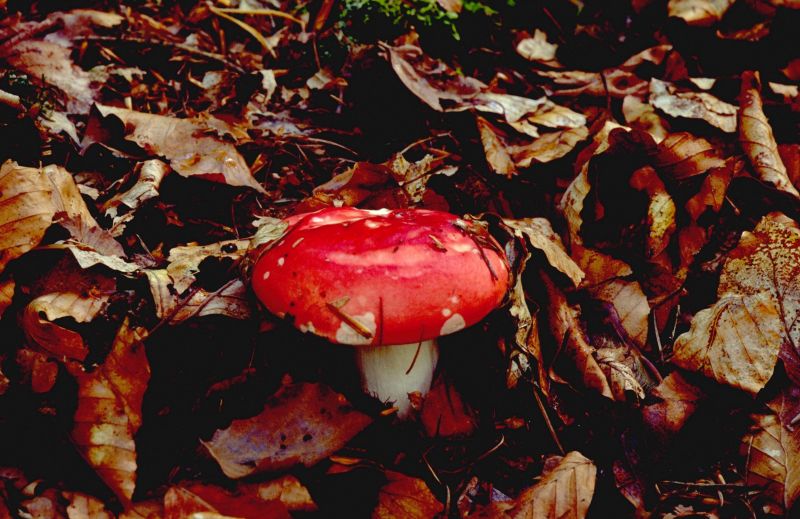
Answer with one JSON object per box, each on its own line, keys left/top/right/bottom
{"left": 373, "top": 471, "right": 443, "bottom": 519}
{"left": 630, "top": 165, "right": 677, "bottom": 259}
{"left": 4, "top": 40, "right": 105, "bottom": 113}
{"left": 295, "top": 161, "right": 409, "bottom": 212}
{"left": 623, "top": 95, "right": 669, "bottom": 144}
{"left": 503, "top": 217, "right": 585, "bottom": 287}
{"left": 508, "top": 127, "right": 589, "bottom": 168}
{"left": 652, "top": 132, "right": 726, "bottom": 180}
{"left": 64, "top": 491, "right": 113, "bottom": 519}
{"left": 385, "top": 43, "right": 585, "bottom": 137}
{"left": 0, "top": 161, "right": 96, "bottom": 277}
{"left": 420, "top": 375, "right": 476, "bottom": 437}
{"left": 203, "top": 382, "right": 372, "bottom": 478}
{"left": 0, "top": 277, "right": 13, "bottom": 319}
{"left": 478, "top": 451, "right": 596, "bottom": 519}
{"left": 516, "top": 29, "right": 561, "bottom": 67}
{"left": 543, "top": 273, "right": 613, "bottom": 399}
{"left": 246, "top": 475, "right": 317, "bottom": 513}
{"left": 166, "top": 239, "right": 250, "bottom": 294}
{"left": 587, "top": 279, "right": 650, "bottom": 348}
{"left": 741, "top": 389, "right": 800, "bottom": 515}
{"left": 738, "top": 71, "right": 799, "bottom": 198}
{"left": 82, "top": 105, "right": 265, "bottom": 193}
{"left": 69, "top": 319, "right": 151, "bottom": 503}
{"left": 103, "top": 159, "right": 170, "bottom": 236}
{"left": 595, "top": 346, "right": 646, "bottom": 401}
{"left": 642, "top": 371, "right": 704, "bottom": 439}
{"left": 146, "top": 270, "right": 252, "bottom": 322}
{"left": 477, "top": 116, "right": 518, "bottom": 177}
{"left": 537, "top": 68, "right": 648, "bottom": 98}
{"left": 668, "top": 0, "right": 734, "bottom": 26}
{"left": 572, "top": 245, "right": 633, "bottom": 287}
{"left": 163, "top": 484, "right": 290, "bottom": 519}
{"left": 650, "top": 78, "right": 738, "bottom": 133}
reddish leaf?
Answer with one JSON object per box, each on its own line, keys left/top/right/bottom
{"left": 373, "top": 471, "right": 443, "bottom": 519}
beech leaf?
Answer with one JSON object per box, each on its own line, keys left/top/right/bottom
{"left": 738, "top": 71, "right": 799, "bottom": 198}
{"left": 203, "top": 382, "right": 372, "bottom": 478}
{"left": 650, "top": 79, "right": 737, "bottom": 133}
{"left": 668, "top": 0, "right": 734, "bottom": 26}
{"left": 373, "top": 471, "right": 443, "bottom": 519}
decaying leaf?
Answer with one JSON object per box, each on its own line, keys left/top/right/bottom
{"left": 642, "top": 371, "right": 704, "bottom": 439}
{"left": 516, "top": 29, "right": 561, "bottom": 67}
{"left": 0, "top": 161, "right": 96, "bottom": 277}
{"left": 673, "top": 213, "right": 800, "bottom": 388}
{"left": 738, "top": 71, "right": 799, "bottom": 198}
{"left": 587, "top": 279, "right": 650, "bottom": 348}
{"left": 166, "top": 239, "right": 250, "bottom": 294}
{"left": 476, "top": 451, "right": 596, "bottom": 519}
{"left": 623, "top": 95, "right": 669, "bottom": 144}
{"left": 64, "top": 491, "right": 113, "bottom": 519}
{"left": 420, "top": 375, "right": 476, "bottom": 437}
{"left": 203, "top": 382, "right": 372, "bottom": 478}
{"left": 477, "top": 116, "right": 518, "bottom": 177}
{"left": 503, "top": 217, "right": 585, "bottom": 287}
{"left": 373, "top": 471, "right": 443, "bottom": 519}
{"left": 595, "top": 346, "right": 646, "bottom": 401}
{"left": 82, "top": 105, "right": 265, "bottom": 193}
{"left": 668, "top": 0, "right": 734, "bottom": 26}
{"left": 145, "top": 270, "right": 252, "bottom": 322}
{"left": 0, "top": 277, "right": 14, "bottom": 319}
{"left": 741, "top": 389, "right": 800, "bottom": 514}
{"left": 652, "top": 132, "right": 726, "bottom": 180}
{"left": 245, "top": 475, "right": 317, "bottom": 513}
{"left": 69, "top": 319, "right": 151, "bottom": 503}
{"left": 543, "top": 274, "right": 613, "bottom": 399}
{"left": 629, "top": 165, "right": 677, "bottom": 259}
{"left": 508, "top": 127, "right": 589, "bottom": 168}
{"left": 650, "top": 78, "right": 738, "bottom": 133}
{"left": 385, "top": 43, "right": 585, "bottom": 137}
{"left": 163, "top": 483, "right": 291, "bottom": 519}
{"left": 103, "top": 159, "right": 170, "bottom": 235}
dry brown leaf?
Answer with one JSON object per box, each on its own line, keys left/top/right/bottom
{"left": 83, "top": 105, "right": 265, "bottom": 193}
{"left": 537, "top": 69, "right": 649, "bottom": 98}
{"left": 595, "top": 346, "right": 646, "bottom": 401}
{"left": 642, "top": 371, "right": 703, "bottom": 439}
{"left": 506, "top": 274, "right": 548, "bottom": 392}
{"left": 543, "top": 273, "right": 613, "bottom": 399}
{"left": 16, "top": 349, "right": 59, "bottom": 393}
{"left": 4, "top": 40, "right": 105, "bottom": 113}
{"left": 481, "top": 451, "right": 596, "bottom": 519}
{"left": 684, "top": 160, "right": 737, "bottom": 221}
{"left": 0, "top": 161, "right": 96, "bottom": 277}
{"left": 246, "top": 475, "right": 317, "bottom": 513}
{"left": 650, "top": 78, "right": 738, "bottom": 133}
{"left": 164, "top": 484, "right": 291, "bottom": 519}
{"left": 420, "top": 375, "right": 476, "bottom": 437}
{"left": 69, "top": 319, "right": 151, "bottom": 503}
{"left": 296, "top": 161, "right": 410, "bottom": 212}
{"left": 0, "top": 277, "right": 13, "bottom": 319}
{"left": 560, "top": 121, "right": 627, "bottom": 246}
{"left": 509, "top": 127, "right": 589, "bottom": 168}
{"left": 572, "top": 245, "right": 634, "bottom": 287}
{"left": 385, "top": 43, "right": 585, "bottom": 137}
{"left": 741, "top": 389, "right": 800, "bottom": 515}
{"left": 629, "top": 166, "right": 677, "bottom": 259}
{"left": 623, "top": 95, "right": 669, "bottom": 144}
{"left": 103, "top": 159, "right": 170, "bottom": 236}
{"left": 652, "top": 132, "right": 726, "bottom": 180}
{"left": 22, "top": 272, "right": 115, "bottom": 361}
{"left": 672, "top": 292, "right": 782, "bottom": 394}
{"left": 477, "top": 116, "right": 518, "bottom": 177}
{"left": 516, "top": 29, "right": 561, "bottom": 67}
{"left": 145, "top": 270, "right": 252, "bottom": 322}
{"left": 587, "top": 279, "right": 650, "bottom": 348}
{"left": 64, "top": 491, "right": 113, "bottom": 519}
{"left": 373, "top": 471, "right": 443, "bottom": 519}
{"left": 166, "top": 239, "right": 250, "bottom": 294}
{"left": 738, "top": 71, "right": 799, "bottom": 198}
{"left": 503, "top": 217, "right": 585, "bottom": 287}
{"left": 668, "top": 0, "right": 734, "bottom": 26}
{"left": 203, "top": 382, "right": 372, "bottom": 478}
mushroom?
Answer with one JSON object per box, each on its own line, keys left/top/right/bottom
{"left": 251, "top": 207, "right": 510, "bottom": 417}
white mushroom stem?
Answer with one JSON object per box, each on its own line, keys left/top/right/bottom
{"left": 355, "top": 340, "right": 438, "bottom": 418}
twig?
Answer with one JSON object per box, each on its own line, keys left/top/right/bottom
{"left": 532, "top": 383, "right": 565, "bottom": 455}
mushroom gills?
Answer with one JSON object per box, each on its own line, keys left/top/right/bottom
{"left": 355, "top": 339, "right": 438, "bottom": 418}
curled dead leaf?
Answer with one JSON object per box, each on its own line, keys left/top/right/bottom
{"left": 509, "top": 127, "right": 589, "bottom": 168}
{"left": 373, "top": 471, "right": 443, "bottom": 519}
{"left": 203, "top": 382, "right": 372, "bottom": 478}
{"left": 738, "top": 71, "right": 799, "bottom": 198}
{"left": 668, "top": 0, "right": 734, "bottom": 26}
{"left": 503, "top": 217, "right": 585, "bottom": 287}
{"left": 642, "top": 371, "right": 704, "bottom": 439}
{"left": 650, "top": 78, "right": 738, "bottom": 133}
{"left": 82, "top": 105, "right": 265, "bottom": 193}
{"left": 69, "top": 319, "right": 151, "bottom": 503}
{"left": 587, "top": 279, "right": 650, "bottom": 348}
{"left": 477, "top": 116, "right": 518, "bottom": 177}
{"left": 652, "top": 132, "right": 726, "bottom": 180}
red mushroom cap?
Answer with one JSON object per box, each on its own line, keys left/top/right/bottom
{"left": 252, "top": 207, "right": 510, "bottom": 346}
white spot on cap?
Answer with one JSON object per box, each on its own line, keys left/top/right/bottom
{"left": 471, "top": 248, "right": 480, "bottom": 254}
{"left": 366, "top": 208, "right": 392, "bottom": 216}
{"left": 442, "top": 308, "right": 452, "bottom": 317}
{"left": 333, "top": 198, "right": 344, "bottom": 207}
{"left": 262, "top": 271, "right": 270, "bottom": 280}
{"left": 365, "top": 220, "right": 382, "bottom": 229}
{"left": 277, "top": 257, "right": 285, "bottom": 266}
{"left": 440, "top": 313, "right": 466, "bottom": 336}
{"left": 299, "top": 321, "right": 316, "bottom": 334}
{"left": 311, "top": 216, "right": 324, "bottom": 223}
{"left": 335, "top": 312, "right": 376, "bottom": 345}
{"left": 451, "top": 243, "right": 473, "bottom": 253}
{"left": 449, "top": 295, "right": 460, "bottom": 304}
